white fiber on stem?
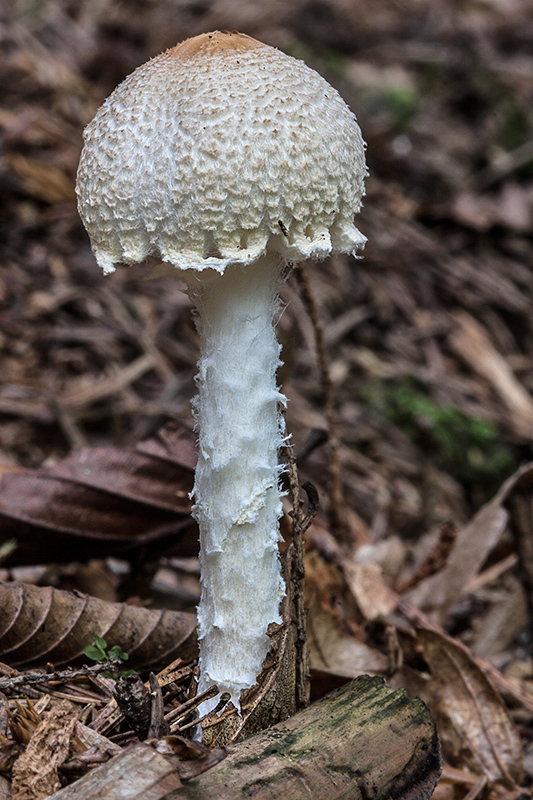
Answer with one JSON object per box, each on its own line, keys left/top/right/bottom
{"left": 184, "top": 254, "right": 287, "bottom": 712}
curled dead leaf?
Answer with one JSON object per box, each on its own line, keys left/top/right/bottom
{"left": 0, "top": 420, "right": 198, "bottom": 566}
{"left": 0, "top": 582, "right": 197, "bottom": 669}
{"left": 449, "top": 312, "right": 533, "bottom": 438}
{"left": 152, "top": 735, "right": 227, "bottom": 781}
{"left": 416, "top": 625, "right": 523, "bottom": 787}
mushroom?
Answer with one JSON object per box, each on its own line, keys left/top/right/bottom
{"left": 76, "top": 30, "right": 367, "bottom": 713}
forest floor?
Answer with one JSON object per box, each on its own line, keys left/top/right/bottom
{"left": 1, "top": 0, "right": 533, "bottom": 798}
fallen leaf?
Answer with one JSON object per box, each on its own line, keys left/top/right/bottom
{"left": 469, "top": 573, "right": 527, "bottom": 659}
{"left": 416, "top": 626, "right": 523, "bottom": 787}
{"left": 0, "top": 420, "right": 198, "bottom": 566}
{"left": 504, "top": 467, "right": 533, "bottom": 642}
{"left": 406, "top": 463, "right": 533, "bottom": 622}
{"left": 0, "top": 582, "right": 197, "bottom": 669}
{"left": 343, "top": 561, "right": 397, "bottom": 621}
{"left": 307, "top": 597, "right": 388, "bottom": 679}
{"left": 449, "top": 312, "right": 533, "bottom": 439}
{"left": 153, "top": 735, "right": 227, "bottom": 781}
{"left": 72, "top": 721, "right": 121, "bottom": 756}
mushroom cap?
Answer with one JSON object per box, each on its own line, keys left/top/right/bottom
{"left": 76, "top": 31, "right": 367, "bottom": 275}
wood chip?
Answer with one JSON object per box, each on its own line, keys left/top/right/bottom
{"left": 11, "top": 701, "right": 78, "bottom": 800}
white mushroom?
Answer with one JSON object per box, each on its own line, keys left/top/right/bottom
{"left": 76, "top": 30, "right": 367, "bottom": 713}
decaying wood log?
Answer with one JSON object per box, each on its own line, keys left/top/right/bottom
{"left": 49, "top": 675, "right": 441, "bottom": 800}
{"left": 49, "top": 740, "right": 183, "bottom": 800}
{"left": 174, "top": 675, "right": 440, "bottom": 800}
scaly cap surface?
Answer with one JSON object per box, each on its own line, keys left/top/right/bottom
{"left": 76, "top": 31, "right": 367, "bottom": 274}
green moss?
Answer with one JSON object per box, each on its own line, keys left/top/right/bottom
{"left": 385, "top": 85, "right": 418, "bottom": 130}
{"left": 496, "top": 105, "right": 533, "bottom": 179}
{"left": 360, "top": 378, "right": 517, "bottom": 501}
{"left": 358, "top": 84, "right": 418, "bottom": 132}
{"left": 241, "top": 730, "right": 305, "bottom": 762}
{"left": 497, "top": 106, "right": 531, "bottom": 153}
{"left": 321, "top": 50, "right": 348, "bottom": 78}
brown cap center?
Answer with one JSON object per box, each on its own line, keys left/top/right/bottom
{"left": 170, "top": 30, "right": 264, "bottom": 63}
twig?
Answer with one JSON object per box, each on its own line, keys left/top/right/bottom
{"left": 295, "top": 267, "right": 346, "bottom": 540}
{"left": 395, "top": 521, "right": 457, "bottom": 594}
{"left": 283, "top": 443, "right": 318, "bottom": 710}
{"left": 165, "top": 684, "right": 219, "bottom": 726}
{"left": 174, "top": 692, "right": 232, "bottom": 734}
{"left": 0, "top": 660, "right": 125, "bottom": 691}
{"left": 148, "top": 672, "right": 170, "bottom": 738}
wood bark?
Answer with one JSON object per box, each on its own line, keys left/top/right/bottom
{"left": 49, "top": 675, "right": 440, "bottom": 800}
{"left": 49, "top": 742, "right": 183, "bottom": 800}
{"left": 173, "top": 675, "right": 441, "bottom": 800}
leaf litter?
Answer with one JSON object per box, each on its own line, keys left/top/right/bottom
{"left": 1, "top": 0, "right": 533, "bottom": 797}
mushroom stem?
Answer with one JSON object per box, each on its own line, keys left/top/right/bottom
{"left": 183, "top": 253, "right": 287, "bottom": 711}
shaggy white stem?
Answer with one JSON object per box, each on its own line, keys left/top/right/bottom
{"left": 184, "top": 254, "right": 287, "bottom": 712}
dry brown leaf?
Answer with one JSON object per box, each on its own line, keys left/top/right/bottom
{"left": 0, "top": 582, "right": 197, "bottom": 669}
{"left": 416, "top": 626, "right": 523, "bottom": 787}
{"left": 0, "top": 420, "right": 197, "bottom": 566}
{"left": 343, "top": 561, "right": 397, "bottom": 621}
{"left": 504, "top": 468, "right": 533, "bottom": 641}
{"left": 11, "top": 701, "right": 77, "bottom": 800}
{"left": 73, "top": 721, "right": 121, "bottom": 756}
{"left": 449, "top": 312, "right": 533, "bottom": 439}
{"left": 152, "top": 735, "right": 227, "bottom": 781}
{"left": 406, "top": 463, "right": 533, "bottom": 622}
{"left": 470, "top": 573, "right": 527, "bottom": 659}
{"left": 307, "top": 597, "right": 388, "bottom": 678}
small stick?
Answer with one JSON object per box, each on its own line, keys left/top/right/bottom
{"left": 283, "top": 443, "right": 318, "bottom": 709}
{"left": 394, "top": 521, "right": 457, "bottom": 594}
{"left": 165, "top": 684, "right": 219, "bottom": 725}
{"left": 173, "top": 692, "right": 232, "bottom": 734}
{"left": 295, "top": 267, "right": 346, "bottom": 540}
{"left": 148, "top": 672, "right": 170, "bottom": 739}
{"left": 0, "top": 660, "right": 125, "bottom": 691}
